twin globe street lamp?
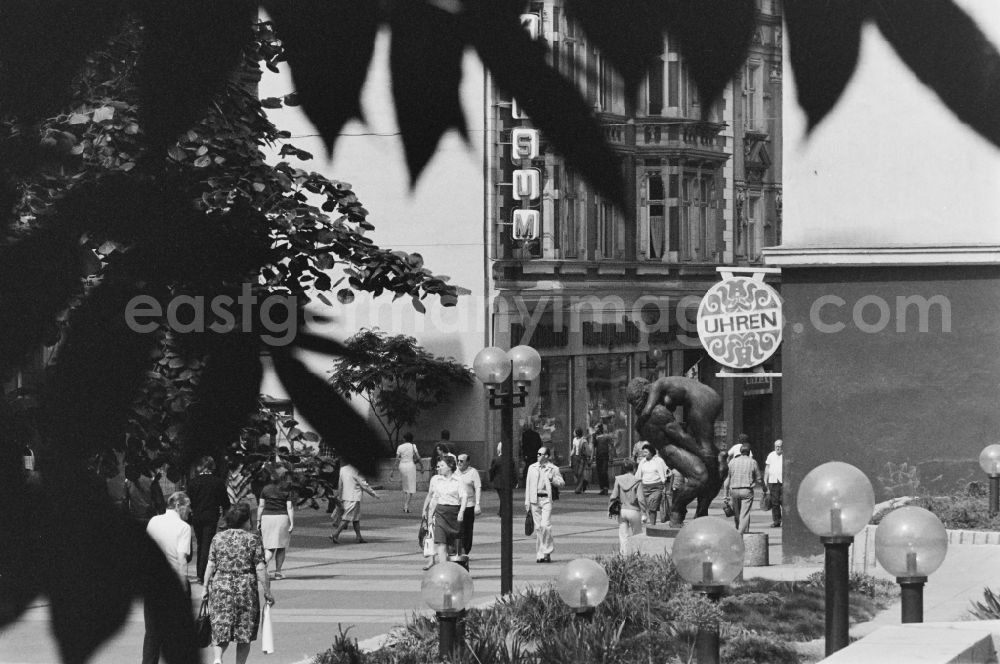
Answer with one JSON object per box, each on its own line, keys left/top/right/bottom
{"left": 421, "top": 561, "right": 475, "bottom": 658}
{"left": 472, "top": 344, "right": 542, "bottom": 595}
{"left": 979, "top": 444, "right": 1000, "bottom": 516}
{"left": 672, "top": 517, "right": 745, "bottom": 664}
{"left": 797, "top": 461, "right": 875, "bottom": 656}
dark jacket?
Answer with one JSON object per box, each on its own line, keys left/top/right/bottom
{"left": 187, "top": 472, "right": 230, "bottom": 524}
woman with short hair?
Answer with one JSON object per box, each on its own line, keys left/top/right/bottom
{"left": 256, "top": 472, "right": 294, "bottom": 580}
{"left": 395, "top": 432, "right": 422, "bottom": 513}
{"left": 609, "top": 458, "right": 647, "bottom": 554}
{"left": 636, "top": 443, "right": 669, "bottom": 526}
{"left": 421, "top": 455, "right": 467, "bottom": 568}
{"left": 204, "top": 503, "right": 273, "bottom": 664}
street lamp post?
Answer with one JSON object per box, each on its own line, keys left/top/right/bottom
{"left": 421, "top": 561, "right": 474, "bottom": 659}
{"left": 556, "top": 558, "right": 610, "bottom": 621}
{"left": 473, "top": 345, "right": 541, "bottom": 595}
{"left": 874, "top": 506, "right": 948, "bottom": 623}
{"left": 672, "top": 517, "right": 746, "bottom": 664}
{"left": 797, "top": 462, "right": 876, "bottom": 656}
{"left": 979, "top": 444, "right": 1000, "bottom": 516}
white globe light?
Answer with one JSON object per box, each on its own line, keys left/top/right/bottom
{"left": 797, "top": 462, "right": 875, "bottom": 538}
{"left": 507, "top": 345, "right": 542, "bottom": 383}
{"left": 472, "top": 346, "right": 511, "bottom": 386}
{"left": 420, "top": 562, "right": 474, "bottom": 612}
{"left": 672, "top": 517, "right": 745, "bottom": 587}
{"left": 874, "top": 506, "right": 948, "bottom": 578}
{"left": 556, "top": 558, "right": 610, "bottom": 609}
{"left": 980, "top": 444, "right": 1000, "bottom": 476}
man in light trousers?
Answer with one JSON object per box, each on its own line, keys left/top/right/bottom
{"left": 524, "top": 446, "right": 565, "bottom": 563}
{"left": 723, "top": 443, "right": 763, "bottom": 534}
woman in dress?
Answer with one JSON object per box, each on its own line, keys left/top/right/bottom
{"left": 204, "top": 503, "right": 273, "bottom": 664}
{"left": 609, "top": 459, "right": 646, "bottom": 554}
{"left": 255, "top": 472, "right": 294, "bottom": 580}
{"left": 636, "top": 443, "right": 669, "bottom": 526}
{"left": 421, "top": 455, "right": 466, "bottom": 568}
{"left": 188, "top": 456, "right": 230, "bottom": 583}
{"left": 394, "top": 432, "right": 422, "bottom": 513}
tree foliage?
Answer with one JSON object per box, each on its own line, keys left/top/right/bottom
{"left": 3, "top": 1, "right": 1000, "bottom": 662}
{"left": 330, "top": 328, "right": 473, "bottom": 444}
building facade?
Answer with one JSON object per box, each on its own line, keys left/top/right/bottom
{"left": 485, "top": 1, "right": 783, "bottom": 463}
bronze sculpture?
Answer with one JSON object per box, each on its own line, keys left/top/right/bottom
{"left": 626, "top": 376, "right": 725, "bottom": 525}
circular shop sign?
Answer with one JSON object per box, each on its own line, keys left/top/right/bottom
{"left": 696, "top": 277, "right": 783, "bottom": 369}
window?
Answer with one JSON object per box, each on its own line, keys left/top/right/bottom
{"left": 597, "top": 197, "right": 618, "bottom": 258}
{"left": 646, "top": 58, "right": 663, "bottom": 115}
{"left": 679, "top": 173, "right": 715, "bottom": 261}
{"left": 532, "top": 357, "right": 571, "bottom": 463}
{"left": 561, "top": 171, "right": 578, "bottom": 258}
{"left": 586, "top": 355, "right": 631, "bottom": 452}
{"left": 744, "top": 61, "right": 761, "bottom": 131}
{"left": 597, "top": 53, "right": 613, "bottom": 111}
{"left": 646, "top": 172, "right": 666, "bottom": 259}
{"left": 563, "top": 42, "right": 576, "bottom": 88}
{"left": 667, "top": 61, "right": 679, "bottom": 108}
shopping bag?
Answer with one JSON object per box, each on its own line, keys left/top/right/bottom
{"left": 422, "top": 535, "right": 435, "bottom": 557}
{"left": 761, "top": 493, "right": 772, "bottom": 511}
{"left": 417, "top": 516, "right": 428, "bottom": 548}
{"left": 524, "top": 511, "right": 534, "bottom": 536}
{"left": 260, "top": 602, "right": 274, "bottom": 654}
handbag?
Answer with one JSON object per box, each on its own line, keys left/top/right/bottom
{"left": 761, "top": 493, "right": 772, "bottom": 511}
{"left": 722, "top": 500, "right": 735, "bottom": 518}
{"left": 608, "top": 498, "right": 621, "bottom": 518}
{"left": 524, "top": 511, "right": 534, "bottom": 536}
{"left": 551, "top": 485, "right": 560, "bottom": 501}
{"left": 260, "top": 602, "right": 274, "bottom": 654}
{"left": 194, "top": 596, "right": 212, "bottom": 648}
{"left": 417, "top": 516, "right": 428, "bottom": 549}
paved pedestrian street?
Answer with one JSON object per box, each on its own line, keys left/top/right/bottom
{"left": 1, "top": 489, "right": 705, "bottom": 664}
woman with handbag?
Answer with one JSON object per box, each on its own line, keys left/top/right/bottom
{"left": 421, "top": 455, "right": 467, "bottom": 569}
{"left": 395, "top": 432, "right": 422, "bottom": 513}
{"left": 609, "top": 459, "right": 646, "bottom": 554}
{"left": 203, "top": 503, "right": 274, "bottom": 664}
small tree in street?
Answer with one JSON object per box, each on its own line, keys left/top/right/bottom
{"left": 330, "top": 328, "right": 473, "bottom": 444}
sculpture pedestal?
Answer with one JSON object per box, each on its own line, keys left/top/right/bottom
{"left": 744, "top": 532, "right": 769, "bottom": 567}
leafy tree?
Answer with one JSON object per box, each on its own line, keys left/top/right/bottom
{"left": 4, "top": 1, "right": 1000, "bottom": 662}
{"left": 330, "top": 328, "right": 474, "bottom": 444}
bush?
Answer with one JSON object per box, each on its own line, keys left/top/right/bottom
{"left": 970, "top": 586, "right": 1000, "bottom": 620}
{"left": 873, "top": 479, "right": 1000, "bottom": 531}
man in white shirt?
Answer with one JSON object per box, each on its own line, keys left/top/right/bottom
{"left": 455, "top": 454, "right": 483, "bottom": 556}
{"left": 524, "top": 446, "right": 565, "bottom": 563}
{"left": 143, "top": 491, "right": 193, "bottom": 664}
{"left": 764, "top": 439, "right": 784, "bottom": 527}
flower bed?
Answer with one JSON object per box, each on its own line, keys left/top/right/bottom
{"left": 312, "top": 554, "right": 897, "bottom": 664}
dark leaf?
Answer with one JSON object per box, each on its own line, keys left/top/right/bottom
{"left": 43, "top": 283, "right": 159, "bottom": 460}
{"left": 785, "top": 0, "right": 864, "bottom": 132}
{"left": 263, "top": 0, "right": 379, "bottom": 154}
{"left": 337, "top": 288, "right": 355, "bottom": 304}
{"left": 660, "top": 0, "right": 756, "bottom": 113}
{"left": 137, "top": 0, "right": 254, "bottom": 157}
{"left": 390, "top": 2, "right": 468, "bottom": 184}
{"left": 293, "top": 331, "right": 352, "bottom": 358}
{"left": 0, "top": 0, "right": 127, "bottom": 119}
{"left": 272, "top": 347, "right": 387, "bottom": 475}
{"left": 563, "top": 0, "right": 665, "bottom": 99}
{"left": 873, "top": 0, "right": 1000, "bottom": 150}
{"left": 464, "top": 0, "right": 624, "bottom": 206}
{"left": 181, "top": 333, "right": 262, "bottom": 468}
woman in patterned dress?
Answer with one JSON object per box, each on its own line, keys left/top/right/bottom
{"left": 203, "top": 503, "right": 274, "bottom": 664}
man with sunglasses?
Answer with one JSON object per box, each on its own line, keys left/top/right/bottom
{"left": 524, "top": 447, "right": 565, "bottom": 563}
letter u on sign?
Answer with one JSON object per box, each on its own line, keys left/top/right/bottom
{"left": 513, "top": 169, "right": 540, "bottom": 200}
{"left": 512, "top": 210, "right": 539, "bottom": 240}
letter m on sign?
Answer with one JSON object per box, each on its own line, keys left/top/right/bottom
{"left": 512, "top": 210, "right": 539, "bottom": 240}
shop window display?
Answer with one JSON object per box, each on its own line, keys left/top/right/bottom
{"left": 530, "top": 357, "right": 571, "bottom": 464}
{"left": 586, "top": 355, "right": 631, "bottom": 455}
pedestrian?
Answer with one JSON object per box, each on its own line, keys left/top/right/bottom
{"left": 570, "top": 428, "right": 591, "bottom": 493}
{"left": 433, "top": 430, "right": 452, "bottom": 467}
{"left": 488, "top": 442, "right": 504, "bottom": 515}
{"left": 330, "top": 462, "right": 380, "bottom": 543}
{"left": 154, "top": 455, "right": 185, "bottom": 503}
{"left": 662, "top": 467, "right": 684, "bottom": 525}
{"left": 256, "top": 472, "right": 294, "bottom": 579}
{"left": 203, "top": 503, "right": 273, "bottom": 664}
{"left": 455, "top": 453, "right": 482, "bottom": 556}
{"left": 609, "top": 459, "right": 646, "bottom": 554}
{"left": 727, "top": 433, "right": 754, "bottom": 462}
{"left": 636, "top": 443, "right": 669, "bottom": 526}
{"left": 394, "top": 432, "right": 422, "bottom": 513}
{"left": 519, "top": 422, "right": 542, "bottom": 489}
{"left": 422, "top": 455, "right": 466, "bottom": 568}
{"left": 524, "top": 446, "right": 565, "bottom": 563}
{"left": 723, "top": 443, "right": 763, "bottom": 534}
{"left": 142, "top": 491, "right": 193, "bottom": 664}
{"left": 124, "top": 460, "right": 161, "bottom": 526}
{"left": 592, "top": 424, "right": 613, "bottom": 495}
{"left": 764, "top": 439, "right": 783, "bottom": 527}
{"left": 188, "top": 456, "right": 231, "bottom": 584}
{"left": 227, "top": 456, "right": 257, "bottom": 529}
